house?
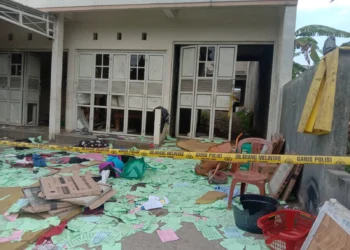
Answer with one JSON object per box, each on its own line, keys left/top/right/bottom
{"left": 0, "top": 0, "right": 297, "bottom": 142}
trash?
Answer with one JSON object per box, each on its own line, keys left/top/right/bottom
{"left": 157, "top": 229, "right": 179, "bottom": 242}
{"left": 196, "top": 191, "right": 227, "bottom": 204}
{"left": 224, "top": 227, "right": 242, "bottom": 238}
{"left": 142, "top": 195, "right": 169, "bottom": 210}
{"left": 40, "top": 174, "right": 102, "bottom": 199}
{"left": 36, "top": 220, "right": 67, "bottom": 245}
{"left": 195, "top": 142, "right": 232, "bottom": 176}
{"left": 22, "top": 186, "right": 73, "bottom": 213}
{"left": 0, "top": 230, "right": 22, "bottom": 243}
{"left": 32, "top": 154, "right": 47, "bottom": 167}
{"left": 121, "top": 157, "right": 148, "bottom": 179}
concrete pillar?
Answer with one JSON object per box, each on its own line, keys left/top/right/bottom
{"left": 49, "top": 13, "right": 64, "bottom": 141}
{"left": 267, "top": 6, "right": 297, "bottom": 138}
{"left": 65, "top": 49, "right": 76, "bottom": 132}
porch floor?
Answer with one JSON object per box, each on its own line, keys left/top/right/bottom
{"left": 0, "top": 126, "right": 154, "bottom": 149}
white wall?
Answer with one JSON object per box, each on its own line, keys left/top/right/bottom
{"left": 13, "top": 0, "right": 295, "bottom": 10}
{"left": 0, "top": 6, "right": 288, "bottom": 135}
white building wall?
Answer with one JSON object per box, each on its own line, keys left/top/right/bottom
{"left": 13, "top": 0, "right": 296, "bottom": 10}
{"left": 0, "top": 6, "right": 289, "bottom": 136}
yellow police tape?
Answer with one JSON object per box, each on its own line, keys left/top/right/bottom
{"left": 0, "top": 140, "right": 349, "bottom": 165}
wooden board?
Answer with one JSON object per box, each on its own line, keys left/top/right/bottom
{"left": 302, "top": 200, "right": 350, "bottom": 250}
{"left": 268, "top": 163, "right": 295, "bottom": 198}
{"left": 281, "top": 164, "right": 303, "bottom": 201}
{"left": 176, "top": 139, "right": 217, "bottom": 152}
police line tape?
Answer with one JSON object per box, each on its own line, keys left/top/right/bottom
{"left": 0, "top": 140, "right": 349, "bottom": 165}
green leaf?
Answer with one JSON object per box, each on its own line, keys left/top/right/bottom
{"left": 295, "top": 25, "right": 350, "bottom": 38}
{"left": 310, "top": 46, "right": 320, "bottom": 64}
{"left": 292, "top": 61, "right": 307, "bottom": 79}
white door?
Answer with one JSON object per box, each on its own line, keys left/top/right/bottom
{"left": 23, "top": 53, "right": 41, "bottom": 126}
{"left": 76, "top": 51, "right": 165, "bottom": 136}
{"left": 176, "top": 45, "right": 237, "bottom": 141}
{"left": 0, "top": 53, "right": 10, "bottom": 124}
{"left": 9, "top": 53, "right": 24, "bottom": 125}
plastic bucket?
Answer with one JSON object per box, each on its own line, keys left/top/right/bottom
{"left": 233, "top": 194, "right": 279, "bottom": 234}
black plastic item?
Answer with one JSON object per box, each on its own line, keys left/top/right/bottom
{"left": 233, "top": 194, "right": 279, "bottom": 234}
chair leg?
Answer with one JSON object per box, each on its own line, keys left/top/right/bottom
{"left": 240, "top": 183, "right": 246, "bottom": 196}
{"left": 257, "top": 182, "right": 266, "bottom": 196}
{"left": 227, "top": 179, "right": 238, "bottom": 210}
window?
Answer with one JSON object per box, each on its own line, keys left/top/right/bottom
{"left": 11, "top": 53, "right": 22, "bottom": 76}
{"left": 95, "top": 54, "right": 110, "bottom": 79}
{"left": 198, "top": 46, "right": 215, "bottom": 77}
{"left": 130, "top": 54, "right": 145, "bottom": 80}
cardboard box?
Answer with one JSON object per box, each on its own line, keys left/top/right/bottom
{"left": 40, "top": 174, "right": 102, "bottom": 200}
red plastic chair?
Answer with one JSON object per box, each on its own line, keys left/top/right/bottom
{"left": 227, "top": 138, "right": 274, "bottom": 210}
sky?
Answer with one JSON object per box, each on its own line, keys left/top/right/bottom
{"left": 295, "top": 0, "right": 350, "bottom": 65}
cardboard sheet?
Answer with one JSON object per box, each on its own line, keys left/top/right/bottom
{"left": 0, "top": 187, "right": 81, "bottom": 250}
{"left": 40, "top": 175, "right": 102, "bottom": 200}
{"left": 22, "top": 186, "right": 73, "bottom": 213}
{"left": 62, "top": 184, "right": 112, "bottom": 207}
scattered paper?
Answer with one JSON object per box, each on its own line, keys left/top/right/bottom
{"left": 102, "top": 243, "right": 121, "bottom": 250}
{"left": 81, "top": 216, "right": 101, "bottom": 223}
{"left": 4, "top": 213, "right": 18, "bottom": 222}
{"left": 142, "top": 195, "right": 169, "bottom": 210}
{"left": 157, "top": 229, "right": 179, "bottom": 242}
{"left": 224, "top": 227, "right": 242, "bottom": 238}
{"left": 0, "top": 230, "right": 22, "bottom": 243}
{"left": 92, "top": 231, "right": 111, "bottom": 245}
{"left": 5, "top": 198, "right": 29, "bottom": 214}
{"left": 202, "top": 226, "right": 224, "bottom": 241}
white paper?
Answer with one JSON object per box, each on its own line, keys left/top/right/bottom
{"left": 142, "top": 195, "right": 169, "bottom": 210}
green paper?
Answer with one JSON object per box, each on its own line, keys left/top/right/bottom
{"left": 201, "top": 226, "right": 223, "bottom": 241}
{"left": 220, "top": 239, "right": 245, "bottom": 250}
{"left": 246, "top": 245, "right": 262, "bottom": 250}
{"left": 143, "top": 223, "right": 159, "bottom": 234}
{"left": 161, "top": 223, "right": 183, "bottom": 232}
{"left": 102, "top": 243, "right": 121, "bottom": 250}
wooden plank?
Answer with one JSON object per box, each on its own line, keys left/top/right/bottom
{"left": 281, "top": 164, "right": 303, "bottom": 202}
{"left": 268, "top": 163, "right": 295, "bottom": 199}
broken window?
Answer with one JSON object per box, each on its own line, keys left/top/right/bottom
{"left": 145, "top": 111, "right": 155, "bottom": 136}
{"left": 195, "top": 109, "right": 210, "bottom": 138}
{"left": 198, "top": 46, "right": 215, "bottom": 77}
{"left": 11, "top": 53, "right": 22, "bottom": 76}
{"left": 127, "top": 110, "right": 142, "bottom": 135}
{"left": 76, "top": 106, "right": 90, "bottom": 130}
{"left": 93, "top": 107, "right": 107, "bottom": 131}
{"left": 95, "top": 54, "right": 109, "bottom": 79}
{"left": 214, "top": 110, "right": 230, "bottom": 139}
{"left": 130, "top": 54, "right": 145, "bottom": 80}
{"left": 110, "top": 109, "right": 124, "bottom": 132}
{"left": 27, "top": 103, "right": 37, "bottom": 125}
{"left": 179, "top": 108, "right": 192, "bottom": 137}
